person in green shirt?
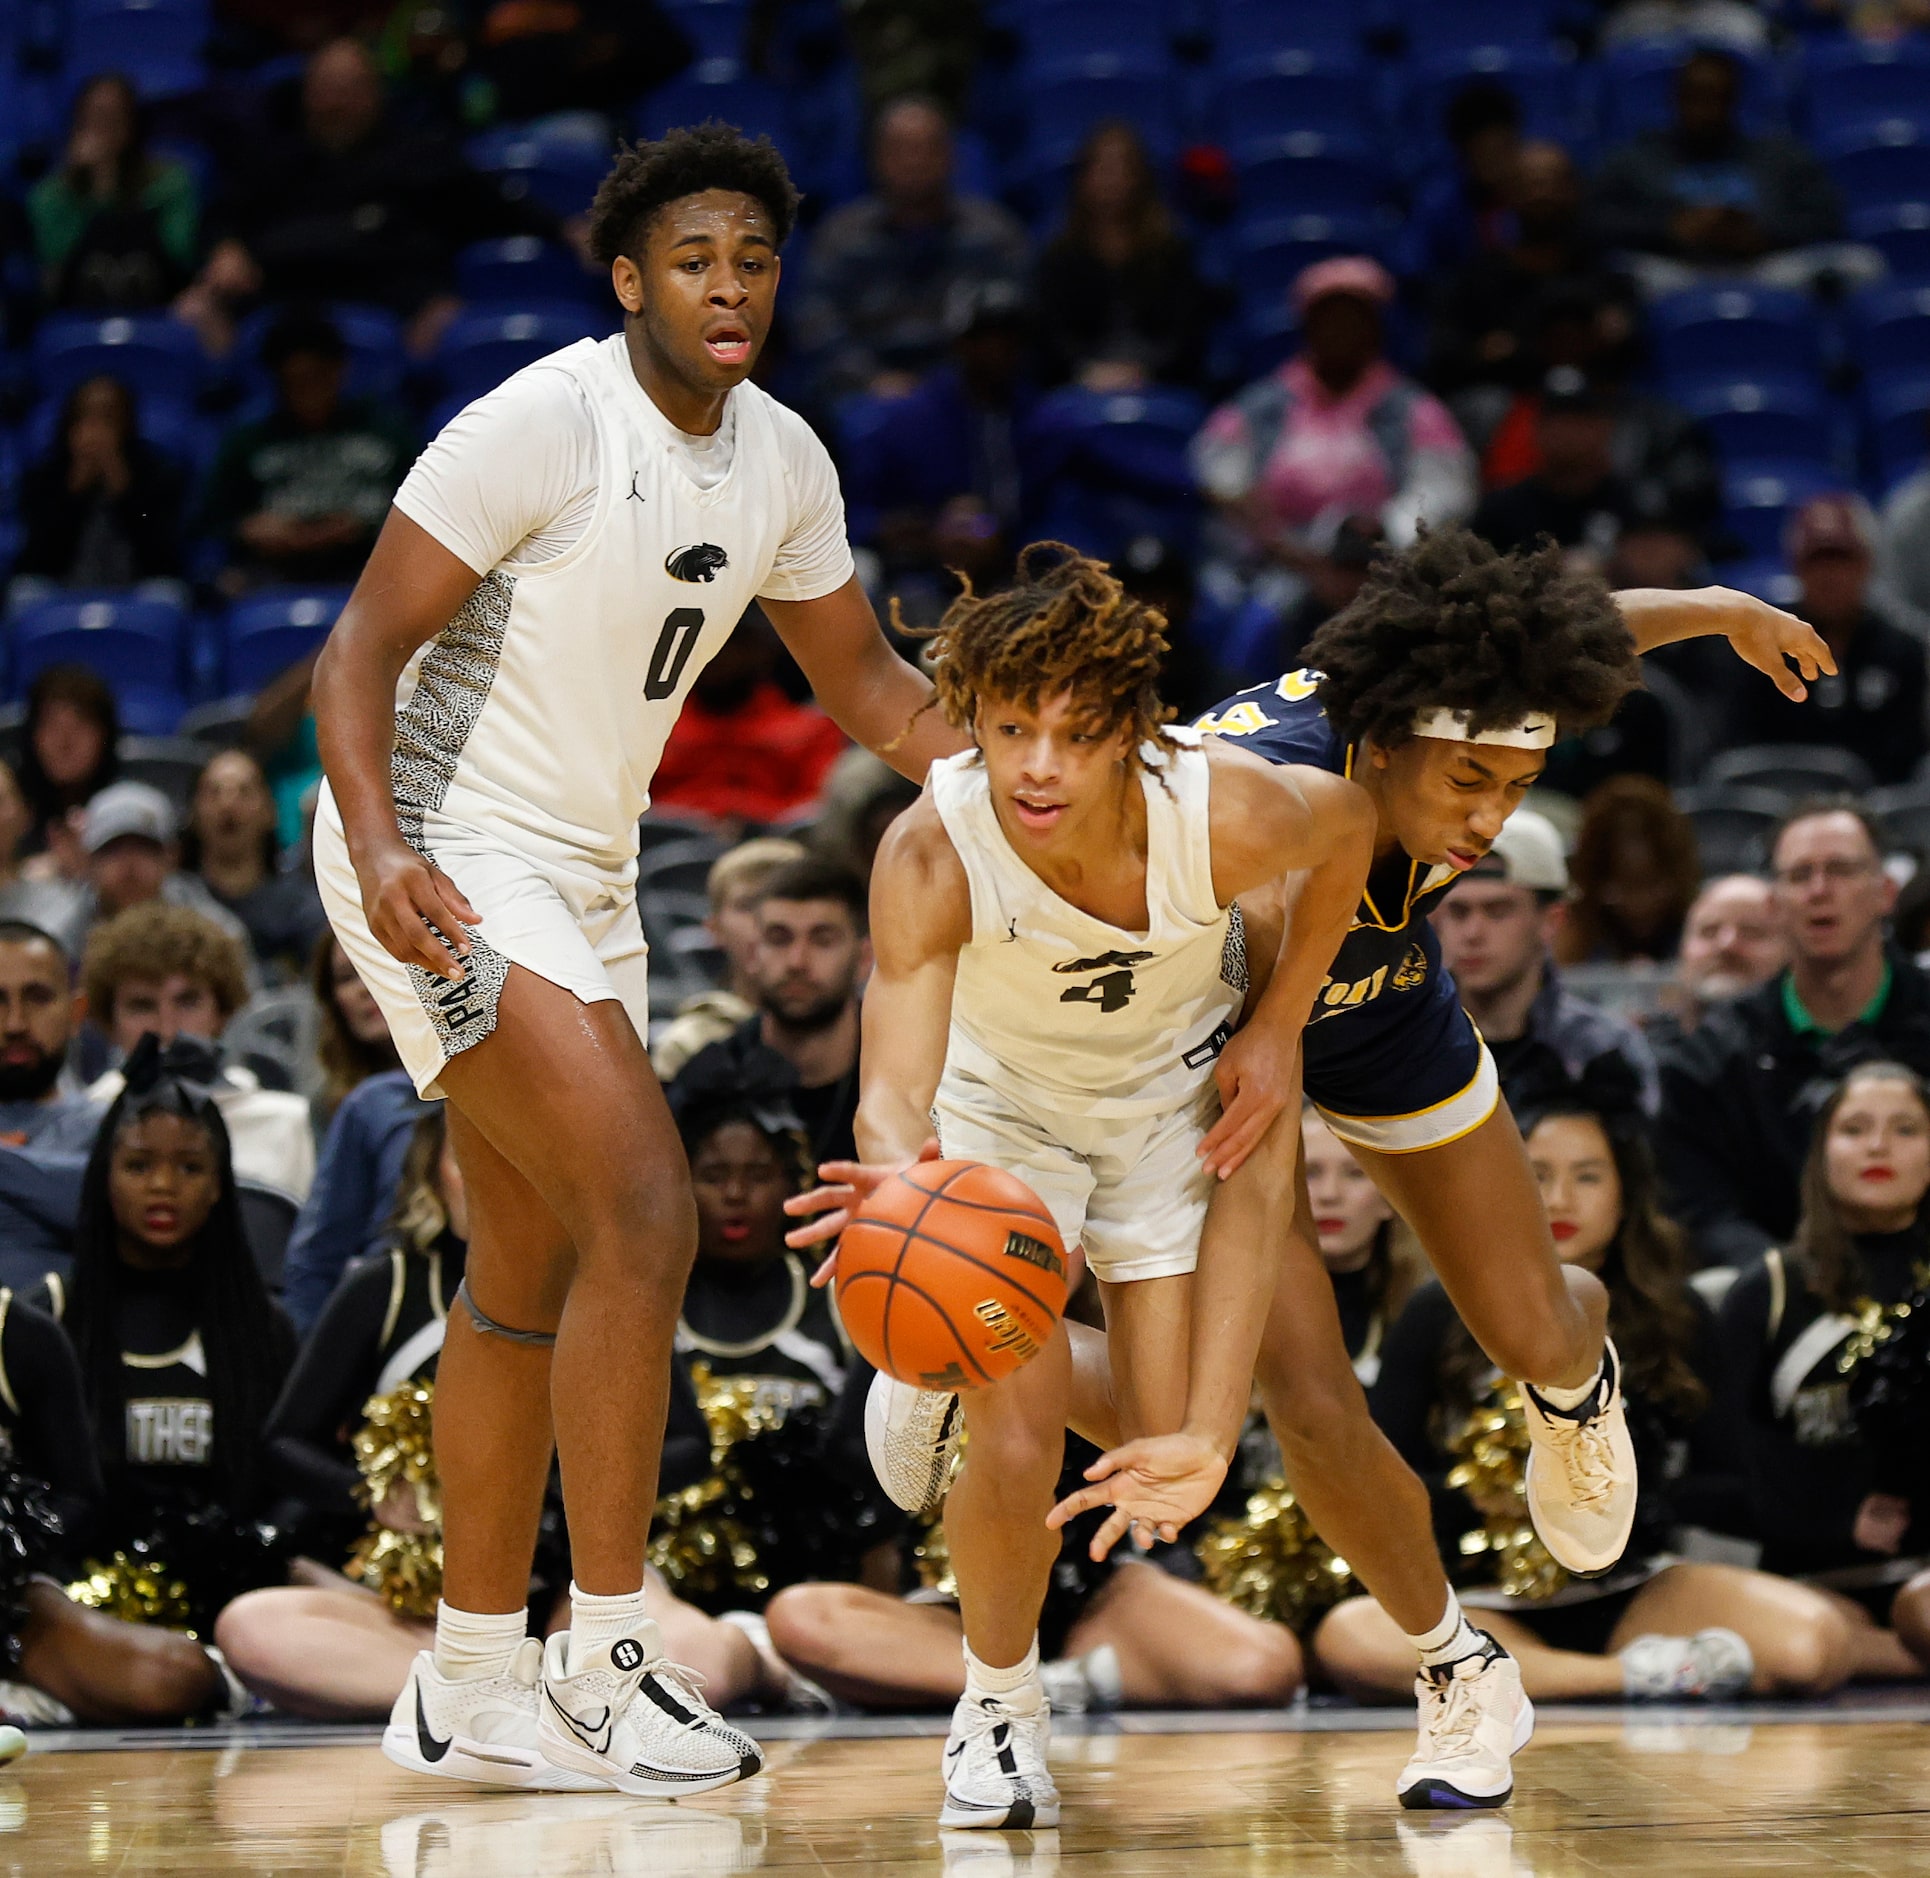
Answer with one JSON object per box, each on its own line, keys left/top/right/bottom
{"left": 28, "top": 74, "right": 198, "bottom": 311}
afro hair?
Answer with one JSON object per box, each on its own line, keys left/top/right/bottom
{"left": 1303, "top": 527, "right": 1638, "bottom": 750}
{"left": 588, "top": 121, "right": 801, "bottom": 267}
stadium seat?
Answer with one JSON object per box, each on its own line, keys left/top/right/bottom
{"left": 1393, "top": 0, "right": 1558, "bottom": 61}
{"left": 1231, "top": 211, "right": 1382, "bottom": 312}
{"left": 1677, "top": 377, "right": 1835, "bottom": 466}
{"left": 1022, "top": 384, "right": 1205, "bottom": 559}
{"left": 468, "top": 121, "right": 613, "bottom": 219}
{"left": 1705, "top": 743, "right": 1877, "bottom": 798}
{"left": 1213, "top": 0, "right": 1367, "bottom": 62}
{"left": 1401, "top": 49, "right": 1593, "bottom": 164}
{"left": 1022, "top": 59, "right": 1176, "bottom": 170}
{"left": 223, "top": 587, "right": 350, "bottom": 693}
{"left": 1801, "top": 38, "right": 1930, "bottom": 141}
{"left": 118, "top": 733, "right": 208, "bottom": 813}
{"left": 1849, "top": 202, "right": 1930, "bottom": 283}
{"left": 23, "top": 390, "right": 214, "bottom": 478}
{"left": 1822, "top": 120, "right": 1930, "bottom": 214}
{"left": 634, "top": 62, "right": 791, "bottom": 149}
{"left": 1236, "top": 133, "right": 1386, "bottom": 218}
{"left": 1021, "top": 0, "right": 1169, "bottom": 69}
{"left": 233, "top": 303, "right": 406, "bottom": 406}
{"left": 1673, "top": 783, "right": 1789, "bottom": 875}
{"left": 1866, "top": 374, "right": 1930, "bottom": 489}
{"left": 435, "top": 305, "right": 605, "bottom": 405}
{"left": 1846, "top": 281, "right": 1930, "bottom": 379}
{"left": 1599, "top": 39, "right": 1784, "bottom": 142}
{"left": 1866, "top": 783, "right": 1930, "bottom": 855}
{"left": 661, "top": 0, "right": 751, "bottom": 62}
{"left": 33, "top": 313, "right": 205, "bottom": 408}
{"left": 1718, "top": 459, "right": 1837, "bottom": 561}
{"left": 457, "top": 237, "right": 605, "bottom": 311}
{"left": 1648, "top": 284, "right": 1821, "bottom": 383}
{"left": 68, "top": 0, "right": 209, "bottom": 99}
{"left": 11, "top": 592, "right": 188, "bottom": 693}
{"left": 1214, "top": 57, "right": 1376, "bottom": 148}
{"left": 113, "top": 685, "right": 189, "bottom": 737}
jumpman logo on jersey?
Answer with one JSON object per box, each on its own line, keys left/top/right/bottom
{"left": 628, "top": 471, "right": 645, "bottom": 502}
{"left": 1054, "top": 949, "right": 1155, "bottom": 1013}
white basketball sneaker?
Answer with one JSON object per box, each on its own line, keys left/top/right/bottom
{"left": 938, "top": 1688, "right": 1060, "bottom": 1831}
{"left": 382, "top": 1641, "right": 609, "bottom": 1791}
{"left": 1619, "top": 1628, "right": 1754, "bottom": 1701}
{"left": 1521, "top": 1339, "right": 1638, "bottom": 1576}
{"left": 536, "top": 1623, "right": 764, "bottom": 1799}
{"left": 866, "top": 1370, "right": 963, "bottom": 1515}
{"left": 1397, "top": 1634, "right": 1535, "bottom": 1811}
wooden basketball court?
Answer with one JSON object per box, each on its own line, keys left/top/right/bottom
{"left": 8, "top": 1697, "right": 1930, "bottom": 1875}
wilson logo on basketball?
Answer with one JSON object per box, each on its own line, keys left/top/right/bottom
{"left": 972, "top": 1298, "right": 1041, "bottom": 1365}
{"left": 1003, "top": 1231, "right": 1065, "bottom": 1279}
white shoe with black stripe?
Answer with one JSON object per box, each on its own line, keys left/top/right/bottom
{"left": 535, "top": 1624, "right": 764, "bottom": 1799}
{"left": 937, "top": 1689, "right": 1060, "bottom": 1831}
{"left": 1397, "top": 1634, "right": 1534, "bottom": 1811}
{"left": 381, "top": 1642, "right": 608, "bottom": 1791}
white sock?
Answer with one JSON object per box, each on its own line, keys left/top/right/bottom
{"left": 1404, "top": 1592, "right": 1482, "bottom": 1670}
{"left": 567, "top": 1582, "right": 649, "bottom": 1676}
{"left": 965, "top": 1637, "right": 1043, "bottom": 1704}
{"left": 432, "top": 1602, "right": 526, "bottom": 1682}
{"left": 1534, "top": 1361, "right": 1605, "bottom": 1413}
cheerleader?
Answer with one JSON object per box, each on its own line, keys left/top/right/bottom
{"left": 1316, "top": 1069, "right": 1877, "bottom": 1701}
{"left": 1303, "top": 1107, "right": 1406, "bottom": 1385}
{"left": 1716, "top": 1061, "right": 1930, "bottom": 1672}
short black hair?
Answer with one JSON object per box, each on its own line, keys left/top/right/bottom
{"left": 1445, "top": 78, "right": 1522, "bottom": 147}
{"left": 263, "top": 307, "right": 345, "bottom": 368}
{"left": 588, "top": 121, "right": 800, "bottom": 267}
{"left": 1303, "top": 527, "right": 1638, "bottom": 751}
{"left": 1770, "top": 795, "right": 1888, "bottom": 868}
{"left": 754, "top": 857, "right": 868, "bottom": 933}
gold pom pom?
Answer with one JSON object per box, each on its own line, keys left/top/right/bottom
{"left": 1446, "top": 1384, "right": 1569, "bottom": 1605}
{"left": 347, "top": 1379, "right": 443, "bottom": 1615}
{"left": 65, "top": 1554, "right": 193, "bottom": 1633}
{"left": 1196, "top": 1480, "right": 1357, "bottom": 1634}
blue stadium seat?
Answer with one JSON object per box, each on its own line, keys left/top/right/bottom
{"left": 435, "top": 305, "right": 606, "bottom": 405}
{"left": 24, "top": 390, "right": 214, "bottom": 478}
{"left": 12, "top": 593, "right": 187, "bottom": 693}
{"left": 634, "top": 63, "right": 791, "bottom": 148}
{"left": 1848, "top": 281, "right": 1930, "bottom": 378}
{"left": 1866, "top": 374, "right": 1930, "bottom": 489}
{"left": 1232, "top": 211, "right": 1381, "bottom": 312}
{"left": 115, "top": 686, "right": 188, "bottom": 736}
{"left": 1393, "top": 0, "right": 1558, "bottom": 61}
{"left": 1023, "top": 384, "right": 1205, "bottom": 559}
{"left": 1022, "top": 0, "right": 1169, "bottom": 69}
{"left": 33, "top": 313, "right": 205, "bottom": 408}
{"left": 1236, "top": 134, "right": 1386, "bottom": 218}
{"left": 662, "top": 0, "right": 751, "bottom": 62}
{"left": 458, "top": 237, "right": 605, "bottom": 310}
{"left": 223, "top": 587, "right": 350, "bottom": 693}
{"left": 232, "top": 303, "right": 406, "bottom": 405}
{"left": 1213, "top": 0, "right": 1367, "bottom": 62}
{"left": 468, "top": 122, "right": 613, "bottom": 219}
{"left": 1214, "top": 57, "right": 1376, "bottom": 147}
{"left": 1802, "top": 37, "right": 1930, "bottom": 139}
{"left": 1821, "top": 120, "right": 1930, "bottom": 214}
{"left": 1022, "top": 59, "right": 1176, "bottom": 169}
{"left": 1719, "top": 459, "right": 1837, "bottom": 561}
{"left": 1849, "top": 202, "right": 1930, "bottom": 282}
{"left": 1678, "top": 377, "right": 1835, "bottom": 466}
{"left": 68, "top": 0, "right": 209, "bottom": 99}
{"left": 1648, "top": 285, "right": 1821, "bottom": 383}
{"left": 1599, "top": 40, "right": 1784, "bottom": 142}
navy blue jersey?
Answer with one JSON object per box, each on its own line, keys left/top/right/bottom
{"left": 1196, "top": 672, "right": 1481, "bottom": 1121}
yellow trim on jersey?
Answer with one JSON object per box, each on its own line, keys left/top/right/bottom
{"left": 1194, "top": 699, "right": 1277, "bottom": 738}
{"left": 1314, "top": 1045, "right": 1501, "bottom": 1155}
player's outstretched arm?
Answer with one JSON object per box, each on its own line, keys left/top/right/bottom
{"left": 312, "top": 510, "right": 488, "bottom": 982}
{"left": 1614, "top": 585, "right": 1835, "bottom": 702}
{"left": 1197, "top": 748, "right": 1376, "bottom": 1178}
{"left": 761, "top": 576, "right": 970, "bottom": 783}
{"left": 784, "top": 798, "right": 969, "bottom": 1274}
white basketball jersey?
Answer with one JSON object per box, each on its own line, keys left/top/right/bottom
{"left": 929, "top": 733, "right": 1247, "bottom": 1120}
{"left": 361, "top": 338, "right": 833, "bottom": 886}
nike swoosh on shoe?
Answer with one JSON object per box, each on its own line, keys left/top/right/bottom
{"left": 415, "top": 1686, "right": 452, "bottom": 1763}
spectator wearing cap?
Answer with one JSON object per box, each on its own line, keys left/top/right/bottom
{"left": 1718, "top": 495, "right": 1927, "bottom": 786}
{"left": 69, "top": 781, "right": 255, "bottom": 965}
{"left": 842, "top": 276, "right": 1039, "bottom": 614}
{"left": 1651, "top": 872, "right": 1787, "bottom": 1048}
{"left": 201, "top": 306, "right": 415, "bottom": 595}
{"left": 1590, "top": 46, "right": 1876, "bottom": 299}
{"left": 1430, "top": 807, "right": 1660, "bottom": 1117}
{"left": 1657, "top": 801, "right": 1930, "bottom": 1265}
{"left": 796, "top": 95, "right": 1030, "bottom": 406}
{"left": 1033, "top": 121, "right": 1211, "bottom": 392}
{"left": 1192, "top": 257, "right": 1475, "bottom": 633}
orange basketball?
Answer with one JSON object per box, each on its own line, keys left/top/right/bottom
{"left": 835, "top": 1160, "right": 1068, "bottom": 1390}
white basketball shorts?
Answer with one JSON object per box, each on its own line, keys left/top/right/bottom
{"left": 313, "top": 794, "right": 650, "bottom": 1100}
{"left": 931, "top": 1066, "right": 1219, "bottom": 1285}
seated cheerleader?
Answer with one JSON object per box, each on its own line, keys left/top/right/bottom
{"left": 1303, "top": 1107, "right": 1408, "bottom": 1387}
{"left": 1716, "top": 1060, "right": 1930, "bottom": 1675}
{"left": 25, "top": 1035, "right": 297, "bottom": 1720}
{"left": 1316, "top": 1066, "right": 1879, "bottom": 1703}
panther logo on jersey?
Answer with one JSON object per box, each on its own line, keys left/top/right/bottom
{"left": 666, "top": 543, "right": 729, "bottom": 582}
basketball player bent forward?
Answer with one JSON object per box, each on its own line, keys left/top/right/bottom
{"left": 792, "top": 545, "right": 1374, "bottom": 1830}
{"left": 310, "top": 127, "right": 965, "bottom": 1795}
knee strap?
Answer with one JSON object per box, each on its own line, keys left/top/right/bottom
{"left": 455, "top": 1277, "right": 557, "bottom": 1347}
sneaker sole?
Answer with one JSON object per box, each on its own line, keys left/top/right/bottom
{"left": 1395, "top": 1693, "right": 1536, "bottom": 1812}
{"left": 938, "top": 1789, "right": 1062, "bottom": 1831}
{"left": 382, "top": 1721, "right": 609, "bottom": 1792}
{"left": 535, "top": 1712, "right": 763, "bottom": 1799}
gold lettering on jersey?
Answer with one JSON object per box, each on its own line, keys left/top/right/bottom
{"left": 126, "top": 1398, "right": 213, "bottom": 1465}
{"left": 1275, "top": 668, "right": 1321, "bottom": 701}
{"left": 1314, "top": 964, "right": 1391, "bottom": 1015}
{"left": 1194, "top": 700, "right": 1276, "bottom": 737}
{"left": 1004, "top": 1231, "right": 1066, "bottom": 1280}
{"left": 973, "top": 1298, "right": 1041, "bottom": 1364}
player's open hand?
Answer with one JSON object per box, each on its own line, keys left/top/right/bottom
{"left": 1046, "top": 1431, "right": 1229, "bottom": 1562}
{"left": 359, "top": 837, "right": 480, "bottom": 982}
{"left": 1703, "top": 586, "right": 1836, "bottom": 702}
{"left": 1200, "top": 1026, "right": 1299, "bottom": 1179}
{"left": 785, "top": 1137, "right": 943, "bottom": 1282}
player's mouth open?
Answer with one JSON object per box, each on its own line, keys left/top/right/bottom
{"left": 704, "top": 324, "right": 751, "bottom": 364}
{"left": 1012, "top": 795, "right": 1065, "bottom": 831}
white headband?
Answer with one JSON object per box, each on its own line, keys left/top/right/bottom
{"left": 1411, "top": 707, "right": 1557, "bottom": 750}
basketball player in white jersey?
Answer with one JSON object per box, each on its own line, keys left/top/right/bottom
{"left": 788, "top": 544, "right": 1375, "bottom": 1829}
{"left": 309, "top": 126, "right": 967, "bottom": 1795}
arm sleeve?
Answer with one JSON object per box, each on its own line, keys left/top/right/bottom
{"left": 391, "top": 366, "right": 597, "bottom": 578}
{"left": 757, "top": 414, "right": 856, "bottom": 603}
{"left": 262, "top": 1259, "right": 389, "bottom": 1521}
{"left": 4, "top": 1298, "right": 104, "bottom": 1541}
